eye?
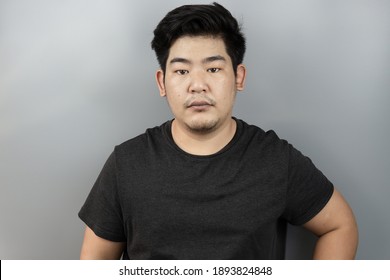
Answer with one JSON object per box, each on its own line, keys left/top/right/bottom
{"left": 207, "top": 68, "right": 220, "bottom": 73}
{"left": 175, "top": 70, "right": 189, "bottom": 75}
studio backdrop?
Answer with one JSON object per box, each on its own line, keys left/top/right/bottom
{"left": 1, "top": 0, "right": 389, "bottom": 259}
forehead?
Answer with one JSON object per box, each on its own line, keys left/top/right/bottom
{"left": 168, "top": 35, "right": 230, "bottom": 62}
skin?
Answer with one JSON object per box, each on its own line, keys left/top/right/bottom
{"left": 156, "top": 35, "right": 246, "bottom": 155}
{"left": 80, "top": 227, "right": 125, "bottom": 259}
{"left": 80, "top": 35, "right": 358, "bottom": 260}
{"left": 303, "top": 189, "right": 358, "bottom": 259}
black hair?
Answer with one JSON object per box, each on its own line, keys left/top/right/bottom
{"left": 151, "top": 2, "right": 246, "bottom": 73}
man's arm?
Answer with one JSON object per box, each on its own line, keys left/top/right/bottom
{"left": 303, "top": 188, "right": 358, "bottom": 259}
{"left": 80, "top": 226, "right": 126, "bottom": 259}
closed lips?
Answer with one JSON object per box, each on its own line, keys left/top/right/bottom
{"left": 188, "top": 101, "right": 211, "bottom": 107}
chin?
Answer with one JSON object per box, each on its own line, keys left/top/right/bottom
{"left": 186, "top": 118, "right": 219, "bottom": 133}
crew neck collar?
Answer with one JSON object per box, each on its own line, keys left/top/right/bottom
{"left": 163, "top": 117, "right": 243, "bottom": 159}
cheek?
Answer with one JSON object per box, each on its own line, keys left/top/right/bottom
{"left": 217, "top": 79, "right": 236, "bottom": 100}
{"left": 165, "top": 78, "right": 187, "bottom": 94}
{"left": 166, "top": 92, "right": 185, "bottom": 110}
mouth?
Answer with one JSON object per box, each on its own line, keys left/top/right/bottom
{"left": 188, "top": 101, "right": 212, "bottom": 110}
{"left": 187, "top": 99, "right": 214, "bottom": 111}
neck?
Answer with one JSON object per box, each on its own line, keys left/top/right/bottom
{"left": 171, "top": 118, "right": 237, "bottom": 156}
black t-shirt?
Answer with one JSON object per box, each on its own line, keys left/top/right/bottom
{"left": 78, "top": 118, "right": 334, "bottom": 259}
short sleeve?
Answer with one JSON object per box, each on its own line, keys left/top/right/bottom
{"left": 78, "top": 151, "right": 126, "bottom": 242}
{"left": 282, "top": 144, "right": 334, "bottom": 225}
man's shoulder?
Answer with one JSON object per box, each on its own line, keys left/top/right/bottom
{"left": 113, "top": 121, "right": 171, "bottom": 155}
{"left": 234, "top": 118, "right": 292, "bottom": 162}
{"left": 238, "top": 118, "right": 286, "bottom": 145}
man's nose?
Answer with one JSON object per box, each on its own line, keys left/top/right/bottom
{"left": 188, "top": 71, "right": 208, "bottom": 93}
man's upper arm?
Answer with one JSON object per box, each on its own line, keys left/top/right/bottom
{"left": 80, "top": 226, "right": 126, "bottom": 260}
{"left": 303, "top": 188, "right": 358, "bottom": 259}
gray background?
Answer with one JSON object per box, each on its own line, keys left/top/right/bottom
{"left": 1, "top": 0, "right": 389, "bottom": 259}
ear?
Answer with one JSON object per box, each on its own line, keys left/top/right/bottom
{"left": 235, "top": 64, "right": 246, "bottom": 91}
{"left": 156, "top": 69, "right": 166, "bottom": 97}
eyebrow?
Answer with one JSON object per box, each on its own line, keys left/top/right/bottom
{"left": 202, "top": 55, "right": 226, "bottom": 64}
{"left": 169, "top": 55, "right": 226, "bottom": 65}
{"left": 169, "top": 57, "right": 191, "bottom": 65}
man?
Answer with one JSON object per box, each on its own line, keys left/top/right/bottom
{"left": 79, "top": 2, "right": 358, "bottom": 259}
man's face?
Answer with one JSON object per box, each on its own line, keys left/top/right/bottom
{"left": 156, "top": 35, "right": 246, "bottom": 134}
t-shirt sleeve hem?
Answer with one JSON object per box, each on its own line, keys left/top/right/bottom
{"left": 289, "top": 184, "right": 334, "bottom": 226}
{"left": 78, "top": 212, "right": 126, "bottom": 242}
